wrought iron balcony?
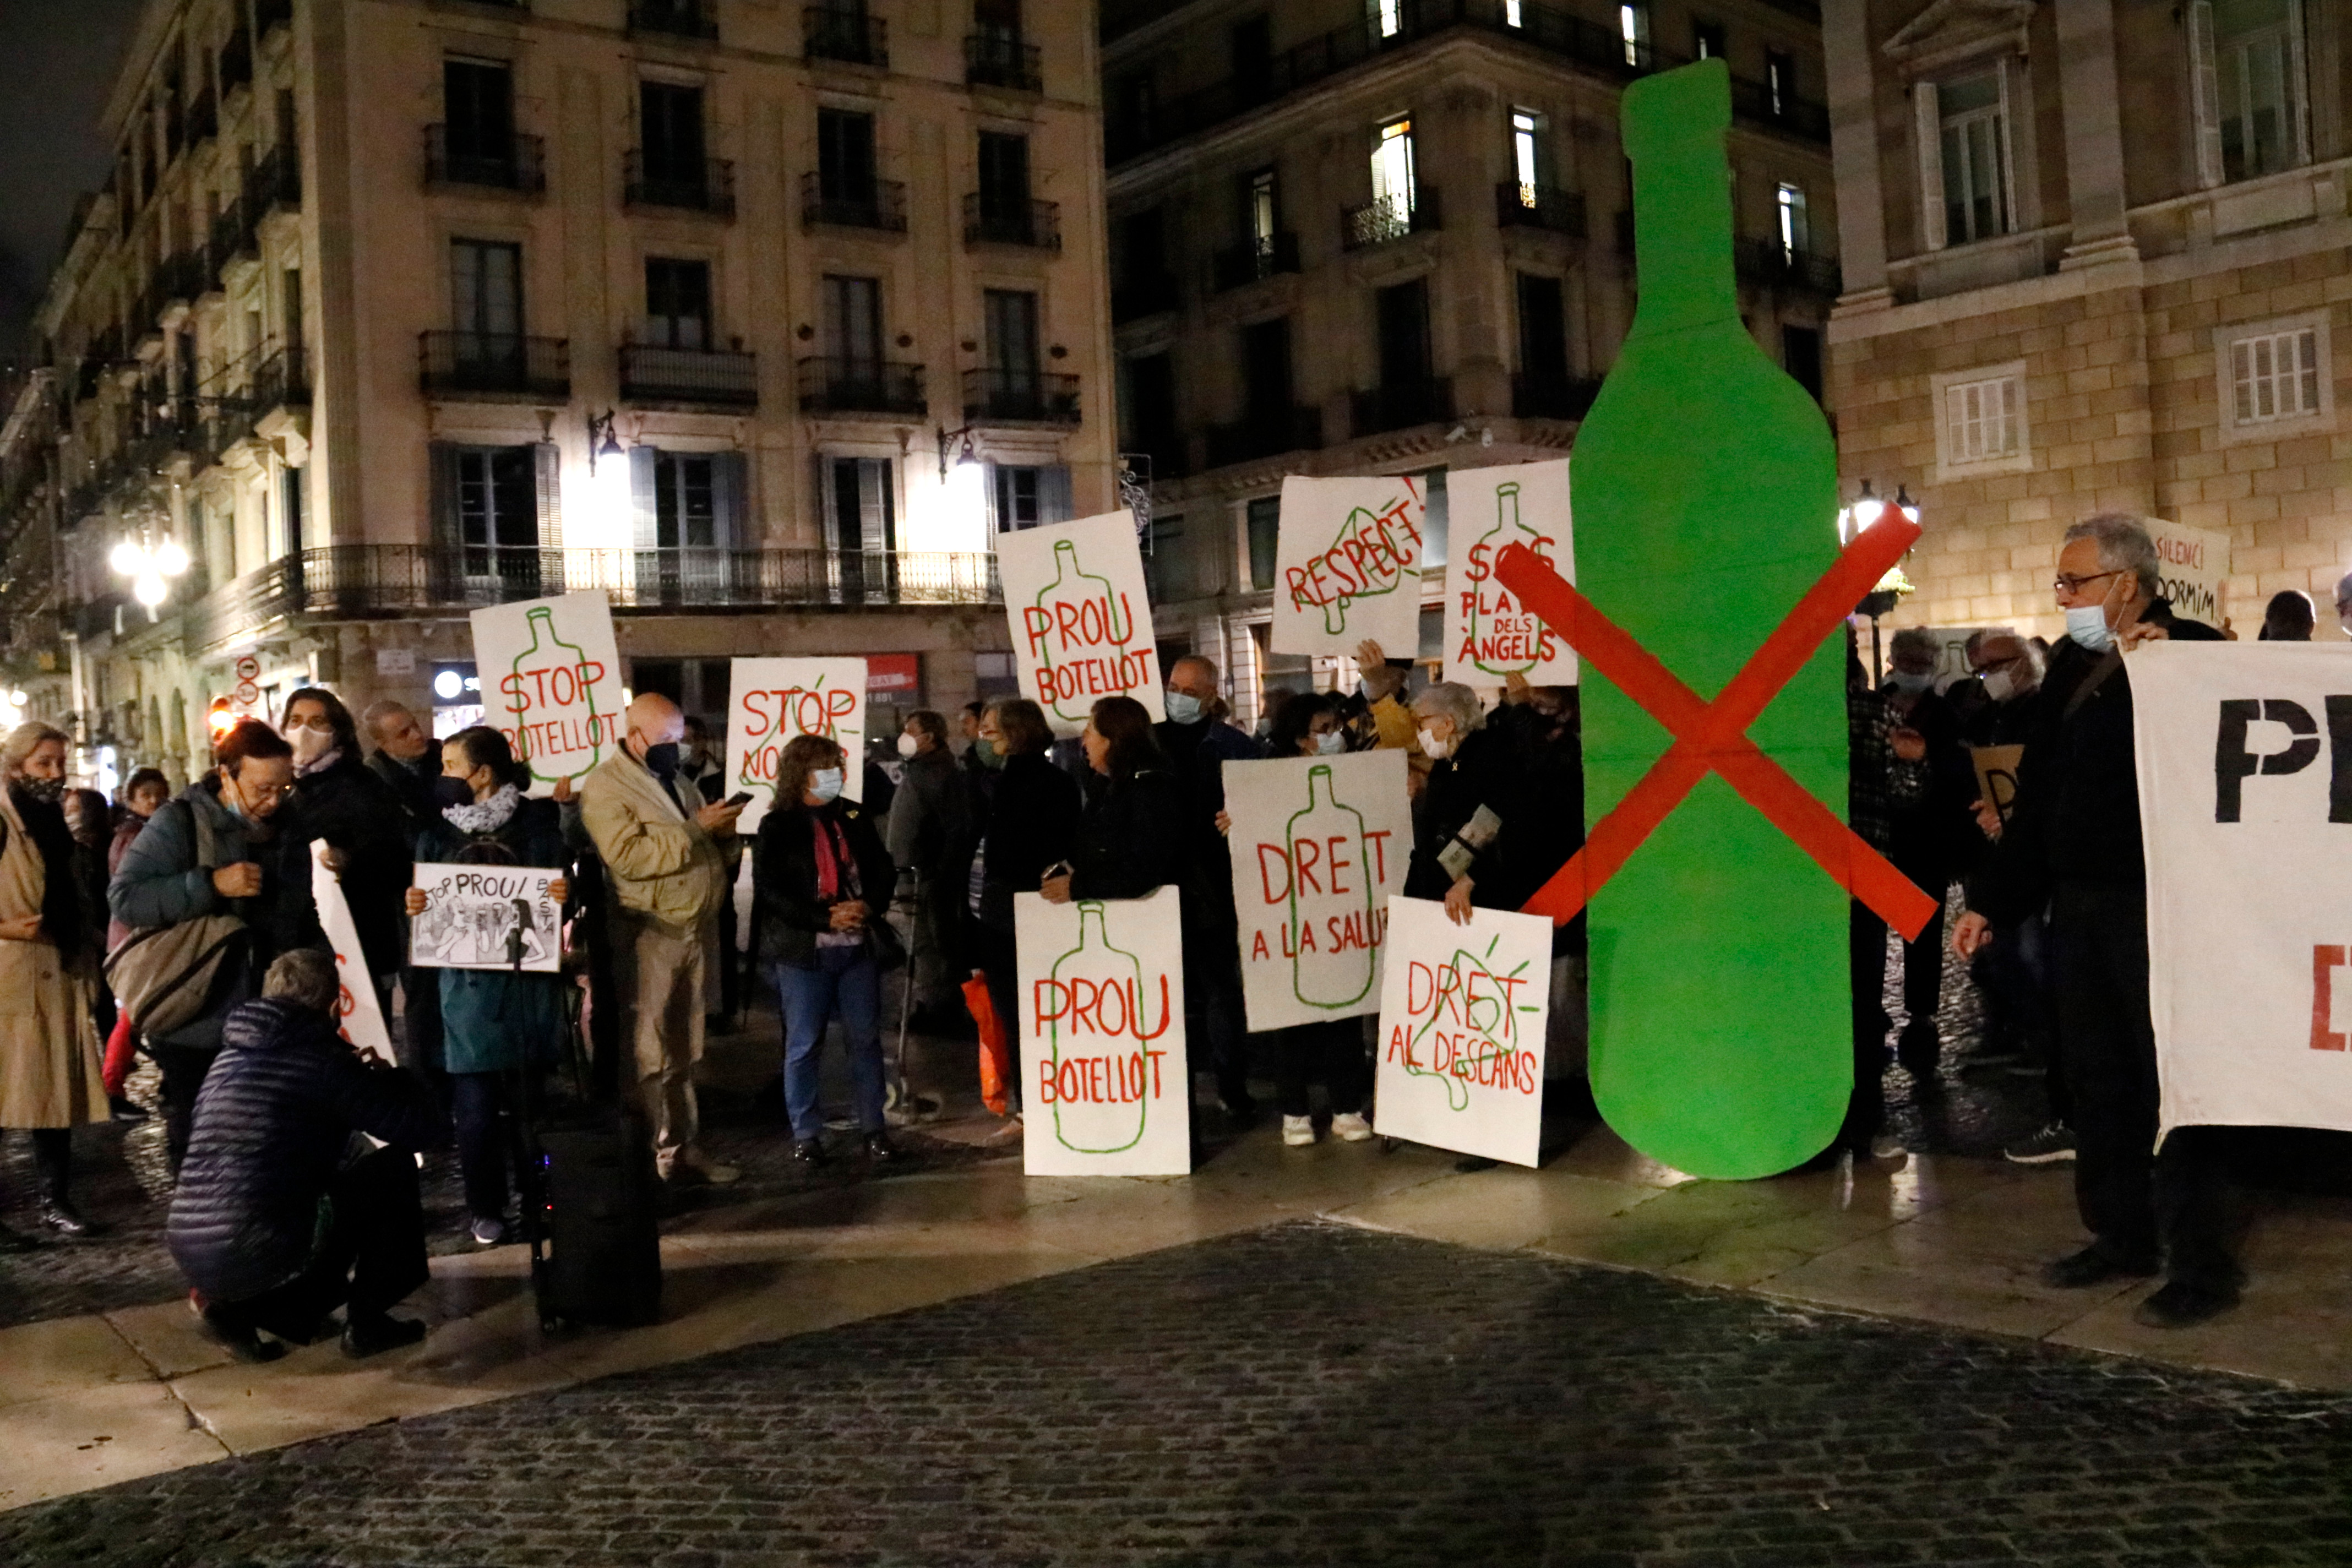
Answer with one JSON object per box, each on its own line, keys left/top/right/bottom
{"left": 1206, "top": 406, "right": 1322, "bottom": 468}
{"left": 805, "top": 6, "right": 888, "bottom": 67}
{"left": 965, "top": 33, "right": 1042, "bottom": 91}
{"left": 795, "top": 357, "right": 927, "bottom": 417}
{"left": 962, "top": 194, "right": 1060, "bottom": 249}
{"left": 1351, "top": 377, "right": 1452, "bottom": 437}
{"left": 1111, "top": 271, "right": 1182, "bottom": 325}
{"left": 1495, "top": 182, "right": 1586, "bottom": 237}
{"left": 625, "top": 152, "right": 736, "bottom": 217}
{"left": 252, "top": 346, "right": 312, "bottom": 411}
{"left": 1210, "top": 232, "right": 1300, "bottom": 292}
{"left": 257, "top": 0, "right": 292, "bottom": 37}
{"left": 251, "top": 140, "right": 302, "bottom": 214}
{"left": 1511, "top": 372, "right": 1602, "bottom": 421}
{"left": 628, "top": 0, "right": 718, "bottom": 40}
{"left": 1341, "top": 187, "right": 1439, "bottom": 251}
{"left": 1732, "top": 237, "right": 1842, "bottom": 296}
{"left": 962, "top": 368, "right": 1080, "bottom": 425}
{"left": 799, "top": 171, "right": 907, "bottom": 232}
{"left": 185, "top": 89, "right": 217, "bottom": 147}
{"left": 219, "top": 27, "right": 253, "bottom": 93}
{"left": 209, "top": 201, "right": 257, "bottom": 279}
{"left": 426, "top": 126, "right": 547, "bottom": 193}
{"left": 418, "top": 331, "right": 570, "bottom": 400}
{"left": 620, "top": 344, "right": 759, "bottom": 407}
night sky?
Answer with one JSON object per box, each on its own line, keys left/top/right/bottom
{"left": 0, "top": 0, "right": 148, "bottom": 367}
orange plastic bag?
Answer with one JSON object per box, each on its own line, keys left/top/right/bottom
{"left": 964, "top": 975, "right": 1011, "bottom": 1117}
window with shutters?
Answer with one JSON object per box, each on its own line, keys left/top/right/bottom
{"left": 2214, "top": 312, "right": 2332, "bottom": 443}
{"left": 1937, "top": 70, "right": 2012, "bottom": 244}
{"left": 1930, "top": 361, "right": 2029, "bottom": 478}
{"left": 433, "top": 442, "right": 557, "bottom": 595}
{"left": 2190, "top": 0, "right": 2310, "bottom": 187}
{"left": 1245, "top": 494, "right": 1280, "bottom": 590}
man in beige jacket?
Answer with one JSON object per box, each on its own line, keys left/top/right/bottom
{"left": 581, "top": 693, "right": 744, "bottom": 1185}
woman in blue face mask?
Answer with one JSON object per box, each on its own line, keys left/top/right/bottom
{"left": 753, "top": 733, "right": 899, "bottom": 1165}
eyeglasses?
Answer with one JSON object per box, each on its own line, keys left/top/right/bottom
{"left": 2052, "top": 570, "right": 2122, "bottom": 597}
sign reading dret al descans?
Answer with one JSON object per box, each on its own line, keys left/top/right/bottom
{"left": 1271, "top": 474, "right": 1427, "bottom": 655}
{"left": 997, "top": 510, "right": 1163, "bottom": 738}
{"left": 724, "top": 657, "right": 866, "bottom": 831}
{"left": 1373, "top": 895, "right": 1551, "bottom": 1168}
{"left": 1015, "top": 885, "right": 1190, "bottom": 1175}
{"left": 1223, "top": 750, "right": 1412, "bottom": 1033}
{"left": 1445, "top": 460, "right": 1576, "bottom": 685}
{"left": 469, "top": 591, "right": 625, "bottom": 797}
{"left": 2148, "top": 518, "right": 2231, "bottom": 630}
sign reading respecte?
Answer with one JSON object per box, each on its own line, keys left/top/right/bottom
{"left": 2132, "top": 643, "right": 2352, "bottom": 1142}
{"left": 1373, "top": 896, "right": 1551, "bottom": 1168}
{"left": 1272, "top": 474, "right": 1427, "bottom": 655}
{"left": 724, "top": 657, "right": 867, "bottom": 831}
{"left": 996, "top": 510, "right": 1163, "bottom": 737}
{"left": 1222, "top": 750, "right": 1412, "bottom": 1033}
{"left": 1444, "top": 460, "right": 1577, "bottom": 686}
{"left": 469, "top": 592, "right": 625, "bottom": 797}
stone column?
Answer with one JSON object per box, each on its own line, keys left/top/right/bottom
{"left": 1822, "top": 0, "right": 1891, "bottom": 311}
{"left": 2052, "top": 0, "right": 2140, "bottom": 269}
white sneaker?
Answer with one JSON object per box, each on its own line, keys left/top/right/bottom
{"left": 1281, "top": 1115, "right": 1316, "bottom": 1146}
{"left": 1331, "top": 1112, "right": 1374, "bottom": 1142}
{"left": 469, "top": 1216, "right": 507, "bottom": 1246}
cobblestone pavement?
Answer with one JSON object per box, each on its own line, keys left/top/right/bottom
{"left": 6, "top": 1222, "right": 2352, "bottom": 1568}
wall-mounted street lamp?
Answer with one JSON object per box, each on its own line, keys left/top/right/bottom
{"left": 111, "top": 535, "right": 190, "bottom": 611}
{"left": 587, "top": 409, "right": 625, "bottom": 476}
{"left": 1837, "top": 479, "right": 1921, "bottom": 677}
{"left": 935, "top": 424, "right": 980, "bottom": 481}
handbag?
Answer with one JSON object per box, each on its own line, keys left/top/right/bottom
{"left": 865, "top": 911, "right": 907, "bottom": 973}
{"left": 963, "top": 973, "right": 1011, "bottom": 1117}
{"left": 106, "top": 915, "right": 251, "bottom": 1040}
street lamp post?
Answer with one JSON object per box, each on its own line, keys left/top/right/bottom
{"left": 110, "top": 535, "right": 192, "bottom": 617}
{"left": 1836, "top": 480, "right": 1921, "bottom": 681}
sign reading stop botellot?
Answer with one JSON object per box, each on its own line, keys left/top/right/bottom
{"left": 1271, "top": 474, "right": 1427, "bottom": 656}
{"left": 2133, "top": 642, "right": 2352, "bottom": 1142}
{"left": 724, "top": 657, "right": 866, "bottom": 831}
{"left": 997, "top": 510, "right": 1162, "bottom": 738}
{"left": 469, "top": 591, "right": 625, "bottom": 797}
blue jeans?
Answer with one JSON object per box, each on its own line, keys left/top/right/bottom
{"left": 774, "top": 948, "right": 886, "bottom": 1143}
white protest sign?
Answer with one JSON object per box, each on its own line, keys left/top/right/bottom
{"left": 312, "top": 843, "right": 394, "bottom": 1062}
{"left": 2148, "top": 518, "right": 2231, "bottom": 630}
{"left": 998, "top": 510, "right": 1162, "bottom": 738}
{"left": 410, "top": 862, "right": 563, "bottom": 973}
{"left": 1372, "top": 895, "right": 1550, "bottom": 1167}
{"left": 1223, "top": 750, "right": 1411, "bottom": 1033}
{"left": 1014, "top": 885, "right": 1189, "bottom": 1175}
{"left": 1444, "top": 460, "right": 1577, "bottom": 685}
{"left": 1271, "top": 474, "right": 1427, "bottom": 655}
{"left": 470, "top": 591, "right": 625, "bottom": 796}
{"left": 723, "top": 657, "right": 865, "bottom": 831}
{"left": 2135, "top": 643, "right": 2352, "bottom": 1141}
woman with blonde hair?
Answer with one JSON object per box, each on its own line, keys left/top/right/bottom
{"left": 0, "top": 721, "right": 110, "bottom": 1242}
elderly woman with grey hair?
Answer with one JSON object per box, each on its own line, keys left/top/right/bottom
{"left": 1405, "top": 682, "right": 1527, "bottom": 927}
{"left": 0, "top": 721, "right": 111, "bottom": 1244}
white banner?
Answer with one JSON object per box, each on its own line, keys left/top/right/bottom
{"left": 410, "top": 862, "right": 563, "bottom": 972}
{"left": 2148, "top": 518, "right": 2231, "bottom": 630}
{"left": 1015, "top": 886, "right": 1190, "bottom": 1175}
{"left": 723, "top": 657, "right": 866, "bottom": 831}
{"left": 998, "top": 510, "right": 1163, "bottom": 738}
{"left": 1271, "top": 474, "right": 1427, "bottom": 655}
{"left": 1222, "top": 750, "right": 1411, "bottom": 1032}
{"left": 312, "top": 843, "right": 394, "bottom": 1062}
{"left": 1443, "top": 460, "right": 1577, "bottom": 685}
{"left": 470, "top": 591, "right": 625, "bottom": 796}
{"left": 2135, "top": 643, "right": 2352, "bottom": 1140}
{"left": 1371, "top": 895, "right": 1550, "bottom": 1167}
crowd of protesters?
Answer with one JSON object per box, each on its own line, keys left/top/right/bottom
{"left": 0, "top": 508, "right": 2331, "bottom": 1357}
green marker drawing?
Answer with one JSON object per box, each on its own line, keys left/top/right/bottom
{"left": 1025, "top": 539, "right": 1140, "bottom": 727}
{"left": 1462, "top": 482, "right": 1550, "bottom": 678}
{"left": 1287, "top": 498, "right": 1419, "bottom": 636}
{"left": 1286, "top": 763, "right": 1377, "bottom": 1009}
{"left": 1043, "top": 901, "right": 1169, "bottom": 1154}
{"left": 500, "top": 604, "right": 608, "bottom": 789}
{"left": 1406, "top": 933, "right": 1537, "bottom": 1113}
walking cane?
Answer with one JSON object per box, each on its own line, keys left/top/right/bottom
{"left": 892, "top": 872, "right": 917, "bottom": 1106}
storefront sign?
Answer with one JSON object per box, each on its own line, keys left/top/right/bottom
{"left": 998, "top": 510, "right": 1163, "bottom": 736}
{"left": 469, "top": 592, "right": 625, "bottom": 796}
{"left": 725, "top": 657, "right": 867, "bottom": 831}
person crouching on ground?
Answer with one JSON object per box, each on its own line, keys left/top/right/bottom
{"left": 170, "top": 948, "right": 450, "bottom": 1362}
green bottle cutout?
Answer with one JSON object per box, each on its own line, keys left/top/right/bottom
{"left": 1031, "top": 540, "right": 1134, "bottom": 728}
{"left": 1047, "top": 901, "right": 1152, "bottom": 1153}
{"left": 502, "top": 605, "right": 607, "bottom": 790}
{"left": 1286, "top": 763, "right": 1376, "bottom": 1008}
{"left": 1464, "top": 482, "right": 1549, "bottom": 678}
{"left": 1569, "top": 61, "right": 1848, "bottom": 1179}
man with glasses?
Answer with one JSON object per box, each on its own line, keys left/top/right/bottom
{"left": 111, "top": 719, "right": 326, "bottom": 1174}
{"left": 1952, "top": 514, "right": 2237, "bottom": 1327}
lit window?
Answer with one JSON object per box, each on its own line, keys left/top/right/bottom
{"left": 1376, "top": 0, "right": 1402, "bottom": 39}
{"left": 1504, "top": 0, "right": 1523, "bottom": 24}
{"left": 2230, "top": 327, "right": 2321, "bottom": 423}
{"left": 1512, "top": 110, "right": 1545, "bottom": 203}
{"left": 1775, "top": 182, "right": 1808, "bottom": 257}
{"left": 1619, "top": 4, "right": 1649, "bottom": 68}
{"left": 1371, "top": 116, "right": 1416, "bottom": 219}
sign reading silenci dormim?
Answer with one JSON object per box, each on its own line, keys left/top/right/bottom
{"left": 2132, "top": 643, "right": 2352, "bottom": 1145}
{"left": 1271, "top": 473, "right": 1427, "bottom": 656}
{"left": 1443, "top": 460, "right": 1578, "bottom": 686}
{"left": 409, "top": 863, "right": 564, "bottom": 973}
{"left": 724, "top": 657, "right": 867, "bottom": 831}
{"left": 2147, "top": 518, "right": 2231, "bottom": 630}
{"left": 469, "top": 591, "right": 626, "bottom": 797}
{"left": 1222, "top": 750, "right": 1412, "bottom": 1033}
{"left": 996, "top": 510, "right": 1164, "bottom": 738}
{"left": 1372, "top": 895, "right": 1551, "bottom": 1168}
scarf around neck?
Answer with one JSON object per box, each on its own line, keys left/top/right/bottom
{"left": 809, "top": 807, "right": 858, "bottom": 902}
{"left": 443, "top": 782, "right": 521, "bottom": 835}
{"left": 294, "top": 745, "right": 345, "bottom": 779}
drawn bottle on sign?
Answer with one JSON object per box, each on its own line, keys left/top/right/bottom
{"left": 1031, "top": 540, "right": 1135, "bottom": 727}
{"left": 1302, "top": 502, "right": 1415, "bottom": 635}
{"left": 504, "top": 605, "right": 606, "bottom": 788}
{"left": 1286, "top": 764, "right": 1376, "bottom": 1009}
{"left": 1047, "top": 902, "right": 1151, "bottom": 1154}
{"left": 1464, "top": 483, "right": 1548, "bottom": 678}
{"left": 1407, "top": 937, "right": 1526, "bottom": 1113}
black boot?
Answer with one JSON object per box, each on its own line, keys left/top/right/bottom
{"left": 31, "top": 1129, "right": 105, "bottom": 1237}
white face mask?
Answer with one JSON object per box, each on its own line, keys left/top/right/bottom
{"left": 1882, "top": 669, "right": 1934, "bottom": 696}
{"left": 1418, "top": 728, "right": 1452, "bottom": 760}
{"left": 2065, "top": 603, "right": 2115, "bottom": 653}
{"left": 810, "top": 767, "right": 845, "bottom": 803}
{"left": 896, "top": 732, "right": 921, "bottom": 759}
{"left": 1981, "top": 669, "right": 2017, "bottom": 704}
{"left": 1313, "top": 729, "right": 1347, "bottom": 756}
{"left": 285, "top": 723, "right": 334, "bottom": 766}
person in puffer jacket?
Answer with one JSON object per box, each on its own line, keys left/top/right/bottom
{"left": 168, "top": 949, "right": 449, "bottom": 1363}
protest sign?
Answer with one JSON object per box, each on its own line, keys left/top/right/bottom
{"left": 1271, "top": 474, "right": 1427, "bottom": 655}
{"left": 723, "top": 657, "right": 866, "bottom": 830}
{"left": 1372, "top": 895, "right": 1550, "bottom": 1167}
{"left": 2133, "top": 643, "right": 2352, "bottom": 1140}
{"left": 1909, "top": 626, "right": 2003, "bottom": 692}
{"left": 312, "top": 843, "right": 394, "bottom": 1061}
{"left": 1443, "top": 460, "right": 1577, "bottom": 685}
{"left": 410, "top": 863, "right": 564, "bottom": 973}
{"left": 1222, "top": 750, "right": 1411, "bottom": 1032}
{"left": 997, "top": 510, "right": 1162, "bottom": 737}
{"left": 470, "top": 591, "right": 625, "bottom": 796}
{"left": 1014, "top": 885, "right": 1189, "bottom": 1175}
{"left": 1971, "top": 744, "right": 2024, "bottom": 824}
{"left": 2148, "top": 518, "right": 2231, "bottom": 630}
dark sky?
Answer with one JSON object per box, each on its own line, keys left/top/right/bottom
{"left": 0, "top": 0, "right": 148, "bottom": 366}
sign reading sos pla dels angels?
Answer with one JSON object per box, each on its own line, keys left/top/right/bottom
{"left": 997, "top": 510, "right": 1164, "bottom": 738}
{"left": 723, "top": 657, "right": 867, "bottom": 831}
{"left": 1444, "top": 460, "right": 1577, "bottom": 686}
{"left": 469, "top": 591, "right": 626, "bottom": 797}
{"left": 1271, "top": 474, "right": 1427, "bottom": 655}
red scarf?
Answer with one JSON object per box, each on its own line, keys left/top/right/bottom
{"left": 810, "top": 810, "right": 858, "bottom": 901}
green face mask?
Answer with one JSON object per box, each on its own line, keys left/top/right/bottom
{"left": 973, "top": 738, "right": 1005, "bottom": 770}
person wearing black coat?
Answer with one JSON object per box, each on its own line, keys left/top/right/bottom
{"left": 754, "top": 732, "right": 899, "bottom": 1163}
{"left": 1404, "top": 683, "right": 1520, "bottom": 914}
{"left": 282, "top": 688, "right": 412, "bottom": 993}
{"left": 967, "top": 698, "right": 1080, "bottom": 1120}
{"left": 1045, "top": 698, "right": 1186, "bottom": 904}
{"left": 168, "top": 949, "right": 449, "bottom": 1363}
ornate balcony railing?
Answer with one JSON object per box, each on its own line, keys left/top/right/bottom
{"left": 620, "top": 344, "right": 759, "bottom": 407}
{"left": 962, "top": 368, "right": 1080, "bottom": 424}
{"left": 219, "top": 27, "right": 253, "bottom": 94}
{"left": 1732, "top": 237, "right": 1843, "bottom": 296}
{"left": 1495, "top": 182, "right": 1586, "bottom": 237}
{"left": 418, "top": 331, "right": 571, "bottom": 400}
{"left": 965, "top": 33, "right": 1042, "bottom": 91}
{"left": 1210, "top": 231, "right": 1300, "bottom": 292}
{"left": 805, "top": 6, "right": 888, "bottom": 67}
{"left": 1351, "top": 377, "right": 1452, "bottom": 437}
{"left": 426, "top": 125, "right": 547, "bottom": 193}
{"left": 795, "top": 357, "right": 927, "bottom": 417}
{"left": 1341, "top": 187, "right": 1440, "bottom": 250}
{"left": 799, "top": 171, "right": 907, "bottom": 232}
{"left": 962, "top": 193, "right": 1060, "bottom": 249}
{"left": 624, "top": 152, "right": 736, "bottom": 217}
{"left": 252, "top": 346, "right": 311, "bottom": 411}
